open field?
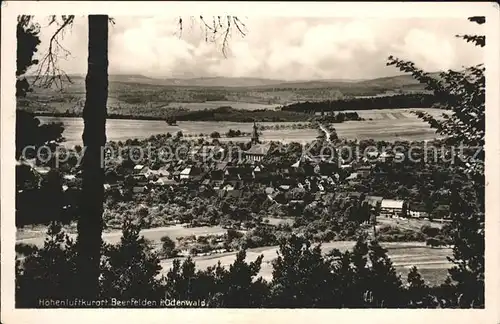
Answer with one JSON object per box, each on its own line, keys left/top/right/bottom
{"left": 355, "top": 108, "right": 446, "bottom": 120}
{"left": 159, "top": 241, "right": 452, "bottom": 286}
{"left": 17, "top": 217, "right": 453, "bottom": 286}
{"left": 376, "top": 216, "right": 447, "bottom": 231}
{"left": 161, "top": 101, "right": 278, "bottom": 111}
{"left": 16, "top": 224, "right": 227, "bottom": 248}
{"left": 37, "top": 108, "right": 442, "bottom": 147}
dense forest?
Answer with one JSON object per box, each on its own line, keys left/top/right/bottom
{"left": 280, "top": 94, "right": 438, "bottom": 113}
{"left": 171, "top": 106, "right": 310, "bottom": 122}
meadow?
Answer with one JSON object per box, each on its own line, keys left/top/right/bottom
{"left": 161, "top": 101, "right": 278, "bottom": 111}
{"left": 38, "top": 107, "right": 443, "bottom": 147}
{"left": 16, "top": 224, "right": 227, "bottom": 247}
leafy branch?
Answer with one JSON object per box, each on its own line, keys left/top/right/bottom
{"left": 386, "top": 16, "right": 485, "bottom": 175}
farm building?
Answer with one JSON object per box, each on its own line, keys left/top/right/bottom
{"left": 380, "top": 199, "right": 405, "bottom": 217}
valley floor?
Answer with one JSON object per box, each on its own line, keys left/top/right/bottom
{"left": 16, "top": 218, "right": 452, "bottom": 286}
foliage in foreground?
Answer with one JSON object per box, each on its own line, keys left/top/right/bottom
{"left": 16, "top": 221, "right": 479, "bottom": 308}
{"left": 387, "top": 15, "right": 485, "bottom": 307}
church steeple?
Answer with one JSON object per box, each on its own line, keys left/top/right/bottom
{"left": 251, "top": 122, "right": 260, "bottom": 145}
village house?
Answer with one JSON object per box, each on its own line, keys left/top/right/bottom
{"left": 408, "top": 203, "right": 428, "bottom": 218}
{"left": 63, "top": 174, "right": 76, "bottom": 181}
{"left": 348, "top": 191, "right": 363, "bottom": 201}
{"left": 278, "top": 184, "right": 291, "bottom": 192}
{"left": 380, "top": 199, "right": 405, "bottom": 217}
{"left": 210, "top": 162, "right": 228, "bottom": 182}
{"left": 365, "top": 195, "right": 383, "bottom": 209}
{"left": 189, "top": 146, "right": 202, "bottom": 159}
{"left": 132, "top": 185, "right": 148, "bottom": 194}
{"left": 103, "top": 183, "right": 120, "bottom": 192}
{"left": 133, "top": 164, "right": 145, "bottom": 174}
{"left": 190, "top": 171, "right": 207, "bottom": 183}
{"left": 224, "top": 167, "right": 241, "bottom": 181}
{"left": 197, "top": 145, "right": 224, "bottom": 161}
{"left": 340, "top": 163, "right": 353, "bottom": 172}
{"left": 178, "top": 165, "right": 201, "bottom": 181}
{"left": 226, "top": 189, "right": 242, "bottom": 199}
{"left": 156, "top": 177, "right": 177, "bottom": 186}
{"left": 179, "top": 167, "right": 192, "bottom": 180}
{"left": 356, "top": 165, "right": 372, "bottom": 178}
{"left": 157, "top": 166, "right": 171, "bottom": 177}
{"left": 33, "top": 166, "right": 51, "bottom": 175}
{"left": 378, "top": 151, "right": 395, "bottom": 162}
{"left": 238, "top": 167, "right": 255, "bottom": 182}
{"left": 394, "top": 152, "right": 406, "bottom": 161}
{"left": 432, "top": 204, "right": 451, "bottom": 219}
{"left": 346, "top": 172, "right": 359, "bottom": 182}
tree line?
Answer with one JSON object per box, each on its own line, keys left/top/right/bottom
{"left": 15, "top": 222, "right": 469, "bottom": 308}
{"left": 280, "top": 93, "right": 438, "bottom": 113}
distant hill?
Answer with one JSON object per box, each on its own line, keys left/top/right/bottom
{"left": 44, "top": 73, "right": 433, "bottom": 92}
{"left": 19, "top": 71, "right": 441, "bottom": 119}
{"left": 61, "top": 74, "right": 289, "bottom": 88}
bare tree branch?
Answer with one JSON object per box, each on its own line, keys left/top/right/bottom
{"left": 179, "top": 16, "right": 248, "bottom": 58}
{"left": 33, "top": 15, "right": 115, "bottom": 91}
{"left": 33, "top": 15, "right": 75, "bottom": 90}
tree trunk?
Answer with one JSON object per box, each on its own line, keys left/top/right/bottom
{"left": 77, "top": 15, "right": 108, "bottom": 299}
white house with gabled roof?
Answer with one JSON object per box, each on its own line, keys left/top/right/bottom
{"left": 380, "top": 199, "right": 405, "bottom": 217}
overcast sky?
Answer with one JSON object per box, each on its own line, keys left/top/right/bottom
{"left": 33, "top": 16, "right": 484, "bottom": 80}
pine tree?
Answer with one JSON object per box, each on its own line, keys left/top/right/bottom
{"left": 271, "top": 234, "right": 336, "bottom": 307}
{"left": 406, "top": 266, "right": 430, "bottom": 307}
{"left": 99, "top": 220, "right": 163, "bottom": 300}
{"left": 367, "top": 240, "right": 403, "bottom": 308}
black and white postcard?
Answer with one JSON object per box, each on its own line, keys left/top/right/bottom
{"left": 1, "top": 1, "right": 499, "bottom": 323}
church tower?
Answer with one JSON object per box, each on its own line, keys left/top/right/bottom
{"left": 251, "top": 122, "right": 260, "bottom": 145}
